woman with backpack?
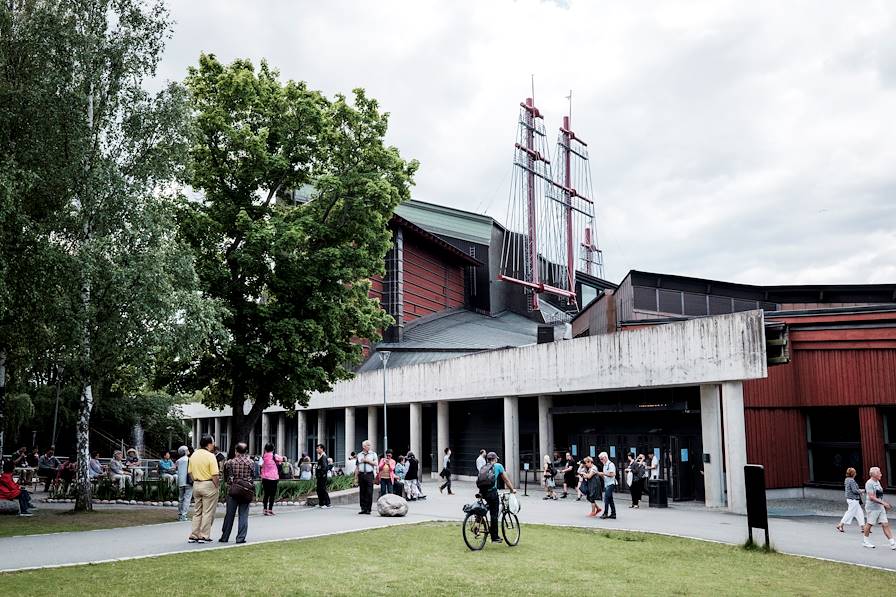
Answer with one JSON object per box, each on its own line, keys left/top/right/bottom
{"left": 542, "top": 455, "right": 557, "bottom": 500}
{"left": 580, "top": 457, "right": 602, "bottom": 517}
{"left": 260, "top": 443, "right": 283, "bottom": 516}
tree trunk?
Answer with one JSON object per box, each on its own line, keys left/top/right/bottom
{"left": 74, "top": 84, "right": 94, "bottom": 513}
{"left": 0, "top": 348, "right": 6, "bottom": 461}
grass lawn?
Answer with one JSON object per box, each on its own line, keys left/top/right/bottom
{"left": 0, "top": 507, "right": 190, "bottom": 538}
{"left": 1, "top": 522, "right": 893, "bottom": 595}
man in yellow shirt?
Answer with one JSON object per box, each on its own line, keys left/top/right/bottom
{"left": 187, "top": 435, "right": 220, "bottom": 543}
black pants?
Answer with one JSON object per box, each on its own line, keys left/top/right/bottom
{"left": 440, "top": 472, "right": 452, "bottom": 493}
{"left": 262, "top": 479, "right": 278, "bottom": 510}
{"left": 631, "top": 478, "right": 644, "bottom": 505}
{"left": 359, "top": 472, "right": 374, "bottom": 513}
{"left": 316, "top": 475, "right": 330, "bottom": 506}
{"left": 484, "top": 489, "right": 500, "bottom": 540}
{"left": 220, "top": 495, "right": 249, "bottom": 542}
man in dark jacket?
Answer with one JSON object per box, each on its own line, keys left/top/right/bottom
{"left": 315, "top": 443, "right": 331, "bottom": 508}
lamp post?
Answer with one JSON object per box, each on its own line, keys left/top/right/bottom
{"left": 378, "top": 351, "right": 391, "bottom": 454}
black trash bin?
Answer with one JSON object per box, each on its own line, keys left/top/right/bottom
{"left": 648, "top": 479, "right": 668, "bottom": 508}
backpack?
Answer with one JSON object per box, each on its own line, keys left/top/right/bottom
{"left": 476, "top": 463, "right": 496, "bottom": 490}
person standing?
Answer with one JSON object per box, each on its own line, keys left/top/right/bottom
{"left": 187, "top": 435, "right": 220, "bottom": 543}
{"left": 219, "top": 442, "right": 252, "bottom": 544}
{"left": 579, "top": 457, "right": 602, "bottom": 517}
{"left": 597, "top": 451, "right": 617, "bottom": 520}
{"left": 260, "top": 443, "right": 283, "bottom": 516}
{"left": 344, "top": 451, "right": 357, "bottom": 477}
{"left": 542, "top": 455, "right": 557, "bottom": 500}
{"left": 625, "top": 453, "right": 646, "bottom": 508}
{"left": 377, "top": 450, "right": 396, "bottom": 497}
{"left": 175, "top": 446, "right": 192, "bottom": 522}
{"left": 836, "top": 467, "right": 864, "bottom": 533}
{"left": 315, "top": 443, "right": 331, "bottom": 508}
{"left": 862, "top": 466, "right": 895, "bottom": 549}
{"left": 480, "top": 452, "right": 516, "bottom": 544}
{"left": 439, "top": 447, "right": 454, "bottom": 495}
{"left": 475, "top": 449, "right": 487, "bottom": 473}
{"left": 404, "top": 452, "right": 424, "bottom": 500}
{"left": 356, "top": 440, "right": 377, "bottom": 515}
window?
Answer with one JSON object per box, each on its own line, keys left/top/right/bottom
{"left": 633, "top": 286, "right": 657, "bottom": 311}
{"left": 683, "top": 293, "right": 708, "bottom": 316}
{"left": 807, "top": 408, "right": 861, "bottom": 485}
{"left": 581, "top": 284, "right": 598, "bottom": 306}
{"left": 657, "top": 289, "right": 683, "bottom": 314}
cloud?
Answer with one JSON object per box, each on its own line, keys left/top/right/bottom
{"left": 156, "top": 0, "right": 896, "bottom": 285}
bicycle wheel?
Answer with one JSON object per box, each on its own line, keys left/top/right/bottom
{"left": 463, "top": 512, "right": 488, "bottom": 551}
{"left": 501, "top": 511, "right": 521, "bottom": 546}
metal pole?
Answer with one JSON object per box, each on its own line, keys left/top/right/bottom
{"left": 378, "top": 351, "right": 391, "bottom": 453}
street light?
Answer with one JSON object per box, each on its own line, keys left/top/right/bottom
{"left": 377, "top": 350, "right": 391, "bottom": 454}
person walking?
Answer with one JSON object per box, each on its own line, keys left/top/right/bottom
{"left": 260, "top": 443, "right": 283, "bottom": 516}
{"left": 404, "top": 451, "right": 425, "bottom": 501}
{"left": 597, "top": 451, "right": 617, "bottom": 519}
{"left": 479, "top": 452, "right": 516, "bottom": 544}
{"left": 377, "top": 450, "right": 396, "bottom": 497}
{"left": 187, "top": 435, "right": 220, "bottom": 543}
{"left": 580, "top": 457, "right": 602, "bottom": 517}
{"left": 542, "top": 455, "right": 557, "bottom": 500}
{"left": 175, "top": 446, "right": 193, "bottom": 522}
{"left": 836, "top": 467, "right": 865, "bottom": 533}
{"left": 439, "top": 447, "right": 454, "bottom": 495}
{"left": 862, "top": 466, "right": 895, "bottom": 549}
{"left": 356, "top": 440, "right": 377, "bottom": 515}
{"left": 315, "top": 443, "right": 331, "bottom": 508}
{"left": 560, "top": 452, "right": 577, "bottom": 499}
{"left": 219, "top": 442, "right": 253, "bottom": 544}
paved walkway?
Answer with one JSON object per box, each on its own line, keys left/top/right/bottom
{"left": 1, "top": 481, "right": 893, "bottom": 572}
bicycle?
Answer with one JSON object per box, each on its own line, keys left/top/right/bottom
{"left": 462, "top": 492, "right": 521, "bottom": 551}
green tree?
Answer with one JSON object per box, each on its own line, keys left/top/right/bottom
{"left": 2, "top": 0, "right": 216, "bottom": 511}
{"left": 178, "top": 55, "right": 417, "bottom": 442}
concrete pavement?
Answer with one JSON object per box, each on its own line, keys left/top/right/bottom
{"left": 1, "top": 481, "right": 894, "bottom": 573}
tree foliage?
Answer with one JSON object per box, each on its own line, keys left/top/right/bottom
{"left": 178, "top": 54, "right": 417, "bottom": 441}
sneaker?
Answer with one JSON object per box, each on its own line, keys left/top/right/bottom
{"left": 609, "top": 514, "right": 617, "bottom": 519}
{"left": 561, "top": 493, "right": 568, "bottom": 499}
{"left": 218, "top": 538, "right": 229, "bottom": 543}
{"left": 198, "top": 537, "right": 212, "bottom": 543}
{"left": 543, "top": 496, "right": 551, "bottom": 500}
{"left": 863, "top": 540, "right": 875, "bottom": 549}
{"left": 890, "top": 540, "right": 896, "bottom": 551}
{"left": 188, "top": 537, "right": 199, "bottom": 543}
{"left": 18, "top": 512, "right": 33, "bottom": 517}
{"left": 235, "top": 540, "right": 246, "bottom": 544}
{"left": 491, "top": 537, "right": 503, "bottom": 544}
{"left": 358, "top": 510, "right": 366, "bottom": 515}
{"left": 599, "top": 514, "right": 609, "bottom": 519}
{"left": 323, "top": 505, "right": 332, "bottom": 509}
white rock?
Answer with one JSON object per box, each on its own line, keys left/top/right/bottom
{"left": 376, "top": 493, "right": 409, "bottom": 517}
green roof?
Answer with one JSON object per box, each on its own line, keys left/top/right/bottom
{"left": 395, "top": 200, "right": 496, "bottom": 246}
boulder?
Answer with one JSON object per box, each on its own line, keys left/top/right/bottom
{"left": 0, "top": 500, "right": 21, "bottom": 515}
{"left": 376, "top": 493, "right": 408, "bottom": 517}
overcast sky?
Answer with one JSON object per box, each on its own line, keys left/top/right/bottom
{"left": 156, "top": 1, "right": 896, "bottom": 285}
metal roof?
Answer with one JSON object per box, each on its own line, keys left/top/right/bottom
{"left": 357, "top": 309, "right": 539, "bottom": 372}
{"left": 395, "top": 200, "right": 497, "bottom": 246}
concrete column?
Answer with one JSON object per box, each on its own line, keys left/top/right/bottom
{"left": 248, "top": 419, "right": 256, "bottom": 455}
{"left": 503, "top": 396, "right": 520, "bottom": 486}
{"left": 700, "top": 384, "right": 725, "bottom": 509}
{"left": 317, "top": 410, "right": 328, "bottom": 453}
{"left": 344, "top": 407, "right": 356, "bottom": 464}
{"left": 436, "top": 401, "right": 449, "bottom": 479}
{"left": 297, "top": 410, "right": 308, "bottom": 458}
{"left": 192, "top": 419, "right": 199, "bottom": 446}
{"left": 213, "top": 417, "right": 223, "bottom": 451}
{"left": 367, "top": 406, "right": 378, "bottom": 453}
{"left": 537, "top": 395, "right": 554, "bottom": 463}
{"left": 261, "top": 413, "right": 270, "bottom": 449}
{"left": 276, "top": 413, "right": 286, "bottom": 455}
{"left": 409, "top": 402, "right": 423, "bottom": 462}
{"left": 721, "top": 381, "right": 747, "bottom": 514}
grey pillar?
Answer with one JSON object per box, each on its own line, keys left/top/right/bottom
{"left": 214, "top": 417, "right": 222, "bottom": 451}
{"left": 410, "top": 402, "right": 423, "bottom": 462}
{"left": 297, "top": 410, "right": 308, "bottom": 458}
{"left": 367, "top": 406, "right": 378, "bottom": 453}
{"left": 700, "top": 384, "right": 725, "bottom": 509}
{"left": 436, "top": 401, "right": 449, "bottom": 479}
{"left": 276, "top": 413, "right": 286, "bottom": 455}
{"left": 537, "top": 395, "right": 554, "bottom": 462}
{"left": 344, "top": 407, "right": 356, "bottom": 464}
{"left": 317, "top": 410, "right": 328, "bottom": 453}
{"left": 503, "top": 397, "right": 520, "bottom": 485}
{"left": 261, "top": 413, "right": 270, "bottom": 449}
{"left": 192, "top": 419, "right": 199, "bottom": 446}
{"left": 722, "top": 381, "right": 747, "bottom": 514}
